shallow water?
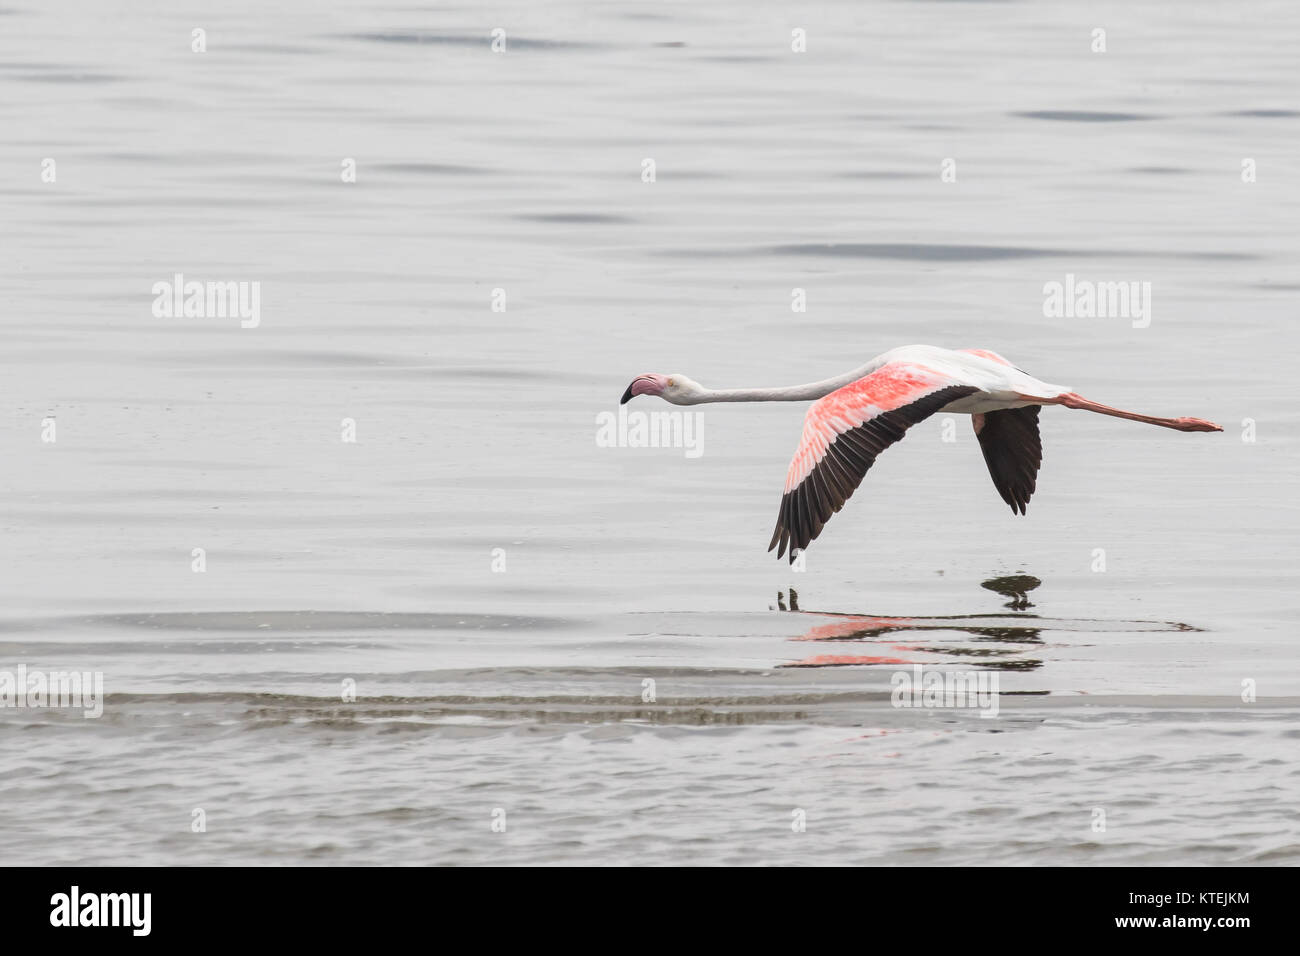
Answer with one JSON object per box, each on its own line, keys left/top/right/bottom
{"left": 1, "top": 1, "right": 1298, "bottom": 865}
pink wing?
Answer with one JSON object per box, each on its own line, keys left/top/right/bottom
{"left": 769, "top": 362, "right": 979, "bottom": 562}
{"left": 958, "top": 347, "right": 1012, "bottom": 367}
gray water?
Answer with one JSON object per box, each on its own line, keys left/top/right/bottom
{"left": 2, "top": 1, "right": 1298, "bottom": 865}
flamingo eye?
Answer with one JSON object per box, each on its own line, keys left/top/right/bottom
{"left": 667, "top": 378, "right": 675, "bottom": 386}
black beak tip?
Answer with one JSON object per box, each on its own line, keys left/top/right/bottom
{"left": 620, "top": 385, "right": 634, "bottom": 405}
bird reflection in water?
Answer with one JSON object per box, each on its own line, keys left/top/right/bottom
{"left": 981, "top": 573, "right": 1041, "bottom": 610}
{"left": 774, "top": 573, "right": 1196, "bottom": 669}
{"left": 776, "top": 575, "right": 1048, "bottom": 670}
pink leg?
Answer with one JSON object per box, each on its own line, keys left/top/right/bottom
{"left": 1023, "top": 392, "right": 1222, "bottom": 432}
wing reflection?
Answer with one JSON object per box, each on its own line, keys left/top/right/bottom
{"left": 775, "top": 576, "right": 1196, "bottom": 670}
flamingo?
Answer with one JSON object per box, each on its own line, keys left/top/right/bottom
{"left": 620, "top": 344, "right": 1221, "bottom": 563}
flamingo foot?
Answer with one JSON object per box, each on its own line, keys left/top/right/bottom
{"left": 1172, "top": 417, "right": 1223, "bottom": 432}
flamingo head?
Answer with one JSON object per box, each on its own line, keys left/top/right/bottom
{"left": 620, "top": 373, "right": 700, "bottom": 405}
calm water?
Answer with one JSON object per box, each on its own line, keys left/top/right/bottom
{"left": 2, "top": 1, "right": 1298, "bottom": 865}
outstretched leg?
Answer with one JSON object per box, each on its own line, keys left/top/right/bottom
{"left": 1022, "top": 392, "right": 1222, "bottom": 432}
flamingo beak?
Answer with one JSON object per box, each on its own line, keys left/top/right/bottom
{"left": 621, "top": 376, "right": 657, "bottom": 404}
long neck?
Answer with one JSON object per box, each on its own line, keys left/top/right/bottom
{"left": 684, "top": 360, "right": 884, "bottom": 404}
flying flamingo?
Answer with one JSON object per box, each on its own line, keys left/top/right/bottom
{"left": 620, "top": 344, "right": 1221, "bottom": 563}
